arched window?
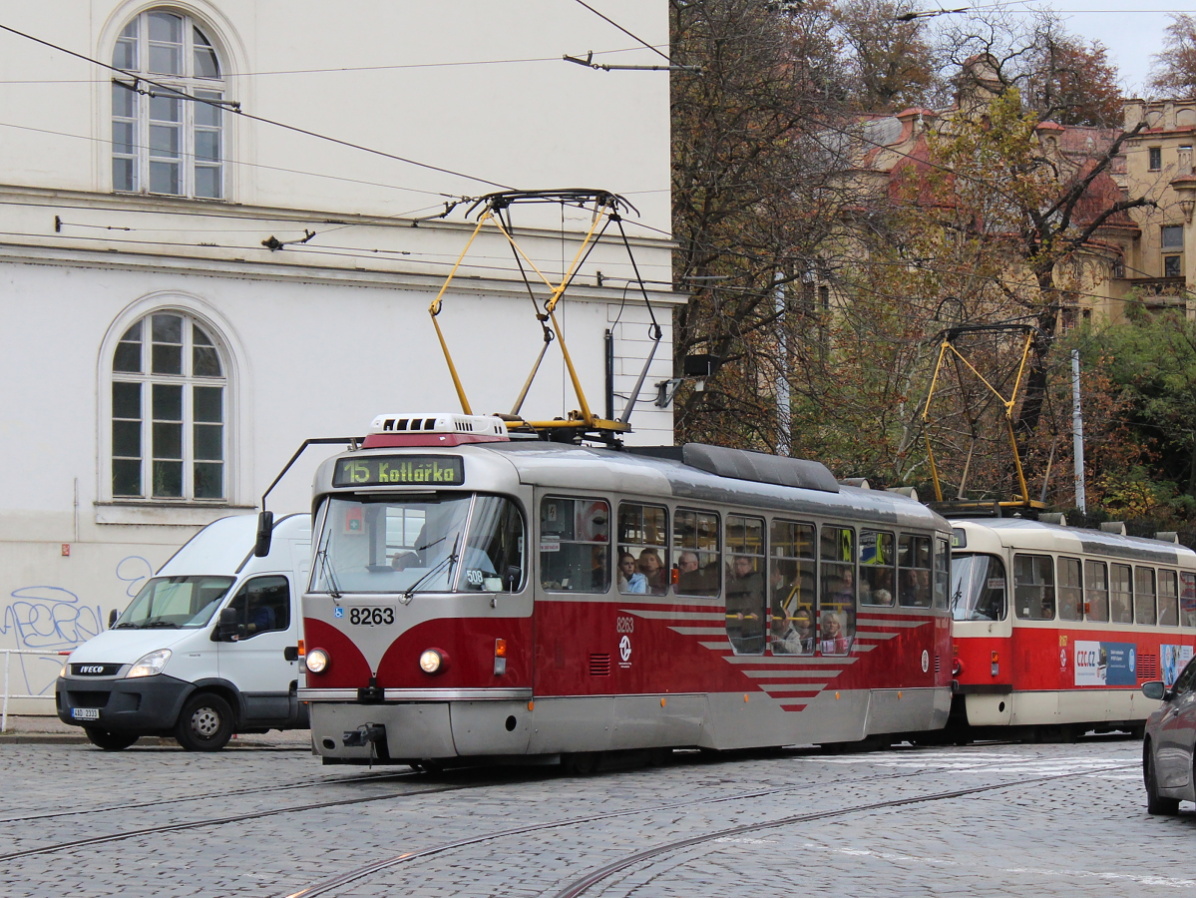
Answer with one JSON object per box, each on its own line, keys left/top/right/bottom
{"left": 111, "top": 311, "right": 227, "bottom": 500}
{"left": 112, "top": 9, "right": 226, "bottom": 198}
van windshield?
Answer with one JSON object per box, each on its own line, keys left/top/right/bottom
{"left": 113, "top": 576, "right": 236, "bottom": 629}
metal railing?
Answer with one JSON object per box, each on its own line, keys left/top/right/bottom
{"left": 2, "top": 649, "right": 68, "bottom": 733}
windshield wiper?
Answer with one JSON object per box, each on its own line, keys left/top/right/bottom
{"left": 315, "top": 528, "right": 342, "bottom": 601}
{"left": 144, "top": 620, "right": 180, "bottom": 629}
{"left": 404, "top": 535, "right": 459, "bottom": 601}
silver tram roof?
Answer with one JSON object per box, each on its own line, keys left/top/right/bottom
{"left": 319, "top": 437, "right": 951, "bottom": 533}
{"left": 953, "top": 517, "right": 1196, "bottom": 566}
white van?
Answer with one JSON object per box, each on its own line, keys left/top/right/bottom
{"left": 55, "top": 513, "right": 311, "bottom": 751}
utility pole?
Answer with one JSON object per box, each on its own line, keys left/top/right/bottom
{"left": 1072, "top": 350, "right": 1087, "bottom": 512}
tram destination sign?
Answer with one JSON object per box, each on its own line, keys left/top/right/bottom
{"left": 333, "top": 455, "right": 464, "bottom": 487}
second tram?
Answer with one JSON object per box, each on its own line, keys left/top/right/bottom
{"left": 949, "top": 517, "right": 1196, "bottom": 740}
{"left": 297, "top": 413, "right": 954, "bottom": 766}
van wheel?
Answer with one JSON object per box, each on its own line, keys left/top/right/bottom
{"left": 175, "top": 693, "right": 234, "bottom": 751}
{"left": 84, "top": 727, "right": 139, "bottom": 751}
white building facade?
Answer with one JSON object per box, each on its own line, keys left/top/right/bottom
{"left": 0, "top": 1, "right": 674, "bottom": 709}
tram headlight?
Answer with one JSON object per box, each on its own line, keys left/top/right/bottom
{"left": 305, "top": 648, "right": 330, "bottom": 674}
{"left": 419, "top": 648, "right": 448, "bottom": 675}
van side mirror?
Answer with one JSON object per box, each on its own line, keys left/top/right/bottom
{"left": 1142, "top": 680, "right": 1168, "bottom": 701}
{"left": 215, "top": 607, "right": 242, "bottom": 641}
{"left": 108, "top": 608, "right": 118, "bottom": 628}
{"left": 254, "top": 511, "right": 275, "bottom": 557}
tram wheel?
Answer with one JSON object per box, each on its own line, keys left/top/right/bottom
{"left": 1144, "top": 749, "right": 1180, "bottom": 816}
{"left": 83, "top": 727, "right": 139, "bottom": 751}
{"left": 174, "top": 692, "right": 235, "bottom": 752}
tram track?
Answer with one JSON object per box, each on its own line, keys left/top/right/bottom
{"left": 0, "top": 768, "right": 423, "bottom": 825}
{"left": 0, "top": 745, "right": 1138, "bottom": 889}
{"left": 275, "top": 755, "right": 1141, "bottom": 898}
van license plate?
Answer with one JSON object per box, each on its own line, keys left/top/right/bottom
{"left": 71, "top": 708, "right": 100, "bottom": 721}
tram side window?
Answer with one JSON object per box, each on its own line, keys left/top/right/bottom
{"left": 770, "top": 519, "right": 816, "bottom": 655}
{"left": 1110, "top": 563, "right": 1134, "bottom": 624}
{"left": 1084, "top": 560, "right": 1109, "bottom": 622}
{"left": 1181, "top": 571, "right": 1196, "bottom": 627}
{"left": 934, "top": 537, "right": 950, "bottom": 610}
{"left": 539, "top": 497, "right": 610, "bottom": 593}
{"left": 1135, "top": 567, "right": 1157, "bottom": 625}
{"left": 898, "top": 534, "right": 931, "bottom": 608}
{"left": 1058, "top": 557, "right": 1083, "bottom": 621}
{"left": 1158, "top": 570, "right": 1179, "bottom": 626}
{"left": 725, "top": 515, "right": 766, "bottom": 654}
{"left": 859, "top": 530, "right": 895, "bottom": 606}
{"left": 820, "top": 526, "right": 855, "bottom": 654}
{"left": 674, "top": 508, "right": 720, "bottom": 597}
{"left": 1014, "top": 554, "right": 1054, "bottom": 620}
{"left": 617, "top": 503, "right": 669, "bottom": 595}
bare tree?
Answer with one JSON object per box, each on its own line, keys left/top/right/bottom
{"left": 1150, "top": 14, "right": 1196, "bottom": 97}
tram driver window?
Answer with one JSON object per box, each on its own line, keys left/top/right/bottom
{"left": 540, "top": 497, "right": 610, "bottom": 593}
{"left": 1014, "top": 554, "right": 1054, "bottom": 620}
{"left": 950, "top": 554, "right": 1006, "bottom": 621}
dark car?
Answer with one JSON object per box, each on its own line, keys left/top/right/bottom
{"left": 1141, "top": 654, "right": 1196, "bottom": 815}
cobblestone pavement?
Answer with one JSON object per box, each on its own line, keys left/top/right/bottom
{"left": 1, "top": 735, "right": 1191, "bottom": 897}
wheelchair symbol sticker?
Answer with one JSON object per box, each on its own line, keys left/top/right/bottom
{"left": 334, "top": 607, "right": 344, "bottom": 618}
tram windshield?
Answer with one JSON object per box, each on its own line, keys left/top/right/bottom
{"left": 950, "top": 553, "right": 1007, "bottom": 621}
{"left": 310, "top": 493, "right": 524, "bottom": 595}
{"left": 112, "top": 576, "right": 235, "bottom": 629}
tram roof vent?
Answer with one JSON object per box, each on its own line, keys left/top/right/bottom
{"left": 361, "top": 412, "right": 510, "bottom": 448}
{"left": 1040, "top": 512, "right": 1068, "bottom": 527}
{"left": 369, "top": 413, "right": 508, "bottom": 437}
{"left": 629, "top": 443, "right": 840, "bottom": 493}
{"left": 1099, "top": 521, "right": 1127, "bottom": 536}
{"left": 1155, "top": 531, "right": 1180, "bottom": 544}
{"left": 887, "top": 486, "right": 919, "bottom": 502}
{"left": 840, "top": 477, "right": 870, "bottom": 489}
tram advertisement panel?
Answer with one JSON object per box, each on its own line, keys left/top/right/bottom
{"left": 1074, "top": 640, "right": 1136, "bottom": 686}
{"left": 1162, "top": 644, "right": 1196, "bottom": 685}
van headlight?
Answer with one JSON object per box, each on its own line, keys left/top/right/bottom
{"left": 127, "top": 649, "right": 172, "bottom": 678}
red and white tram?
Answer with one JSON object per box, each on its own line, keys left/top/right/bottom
{"left": 949, "top": 517, "right": 1196, "bottom": 740}
{"left": 296, "top": 413, "right": 954, "bottom": 766}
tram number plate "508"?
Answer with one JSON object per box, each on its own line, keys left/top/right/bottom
{"left": 347, "top": 607, "right": 395, "bottom": 627}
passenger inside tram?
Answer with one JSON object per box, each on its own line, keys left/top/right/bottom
{"left": 618, "top": 551, "right": 648, "bottom": 594}
{"left": 726, "top": 554, "right": 766, "bottom": 653}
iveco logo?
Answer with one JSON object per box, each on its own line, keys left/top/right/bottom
{"left": 79, "top": 665, "right": 105, "bottom": 675}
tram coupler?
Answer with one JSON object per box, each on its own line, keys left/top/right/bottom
{"left": 357, "top": 684, "right": 384, "bottom": 703}
{"left": 342, "top": 723, "right": 386, "bottom": 749}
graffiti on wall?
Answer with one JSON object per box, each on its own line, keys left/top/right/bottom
{"left": 0, "top": 556, "right": 154, "bottom": 698}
